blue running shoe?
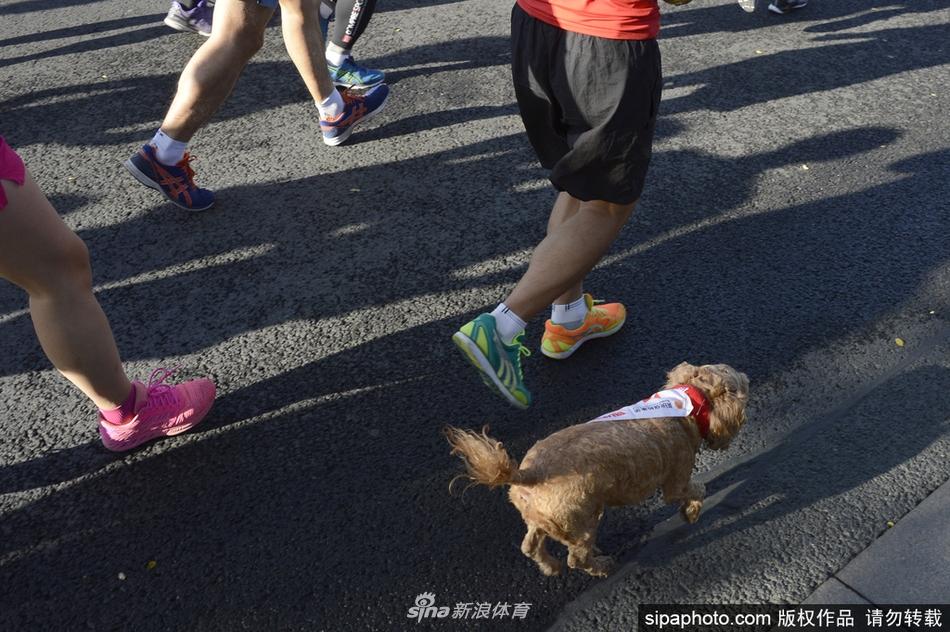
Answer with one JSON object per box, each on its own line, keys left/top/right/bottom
{"left": 124, "top": 144, "right": 215, "bottom": 211}
{"left": 164, "top": 0, "right": 213, "bottom": 37}
{"left": 452, "top": 313, "right": 532, "bottom": 409}
{"left": 327, "top": 56, "right": 385, "bottom": 88}
{"left": 320, "top": 84, "right": 390, "bottom": 147}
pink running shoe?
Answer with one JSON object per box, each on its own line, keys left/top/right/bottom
{"left": 99, "top": 368, "right": 216, "bottom": 452}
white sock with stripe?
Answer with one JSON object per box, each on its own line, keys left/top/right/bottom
{"left": 151, "top": 129, "right": 187, "bottom": 166}
{"left": 491, "top": 303, "right": 526, "bottom": 346}
{"left": 551, "top": 295, "right": 588, "bottom": 330}
{"left": 315, "top": 90, "right": 345, "bottom": 119}
{"left": 326, "top": 44, "right": 350, "bottom": 67}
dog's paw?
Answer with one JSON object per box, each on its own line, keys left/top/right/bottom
{"left": 539, "top": 560, "right": 563, "bottom": 576}
{"left": 681, "top": 500, "right": 703, "bottom": 524}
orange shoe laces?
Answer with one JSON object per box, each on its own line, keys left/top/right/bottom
{"left": 176, "top": 153, "right": 198, "bottom": 186}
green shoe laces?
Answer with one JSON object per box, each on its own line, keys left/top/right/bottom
{"left": 508, "top": 333, "right": 531, "bottom": 380}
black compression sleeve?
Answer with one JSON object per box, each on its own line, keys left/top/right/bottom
{"left": 330, "top": 0, "right": 378, "bottom": 51}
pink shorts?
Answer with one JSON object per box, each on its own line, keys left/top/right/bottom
{"left": 0, "top": 136, "right": 27, "bottom": 211}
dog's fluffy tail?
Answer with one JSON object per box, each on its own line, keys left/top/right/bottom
{"left": 444, "top": 426, "right": 534, "bottom": 488}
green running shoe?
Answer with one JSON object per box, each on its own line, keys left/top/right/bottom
{"left": 327, "top": 57, "right": 385, "bottom": 88}
{"left": 452, "top": 314, "right": 532, "bottom": 409}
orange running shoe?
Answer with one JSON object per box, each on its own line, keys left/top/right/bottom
{"left": 540, "top": 294, "right": 626, "bottom": 360}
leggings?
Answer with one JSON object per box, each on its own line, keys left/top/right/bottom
{"left": 322, "top": 0, "right": 378, "bottom": 51}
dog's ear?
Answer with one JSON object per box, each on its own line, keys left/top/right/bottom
{"left": 688, "top": 365, "right": 750, "bottom": 400}
{"left": 704, "top": 366, "right": 750, "bottom": 449}
{"left": 666, "top": 363, "right": 750, "bottom": 449}
{"left": 707, "top": 396, "right": 746, "bottom": 449}
{"left": 665, "top": 361, "right": 700, "bottom": 388}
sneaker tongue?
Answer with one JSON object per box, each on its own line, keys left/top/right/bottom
{"left": 140, "top": 382, "right": 181, "bottom": 414}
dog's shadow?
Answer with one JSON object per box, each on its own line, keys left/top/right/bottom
{"left": 629, "top": 363, "right": 950, "bottom": 579}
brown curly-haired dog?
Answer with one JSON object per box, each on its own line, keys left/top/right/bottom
{"left": 444, "top": 362, "right": 749, "bottom": 578}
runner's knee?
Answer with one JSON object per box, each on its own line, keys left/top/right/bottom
{"left": 213, "top": 22, "right": 266, "bottom": 59}
{"left": 233, "top": 30, "right": 266, "bottom": 59}
{"left": 27, "top": 233, "right": 93, "bottom": 297}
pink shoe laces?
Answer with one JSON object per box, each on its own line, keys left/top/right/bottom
{"left": 139, "top": 367, "right": 181, "bottom": 417}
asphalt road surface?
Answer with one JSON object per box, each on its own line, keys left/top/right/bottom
{"left": 1, "top": 0, "right": 948, "bottom": 630}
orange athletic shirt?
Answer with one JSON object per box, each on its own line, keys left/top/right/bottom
{"left": 516, "top": 0, "right": 660, "bottom": 40}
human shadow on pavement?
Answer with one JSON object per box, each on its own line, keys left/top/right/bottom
{"left": 1, "top": 144, "right": 947, "bottom": 630}
{"left": 0, "top": 126, "right": 902, "bottom": 375}
{"left": 0, "top": 35, "right": 511, "bottom": 148}
{"left": 0, "top": 13, "right": 158, "bottom": 49}
{"left": 0, "top": 130, "right": 541, "bottom": 359}
{"left": 659, "top": 0, "right": 944, "bottom": 40}
{"left": 0, "top": 442, "right": 116, "bottom": 495}
{"left": 0, "top": 25, "right": 171, "bottom": 69}
{"left": 802, "top": 5, "right": 927, "bottom": 34}
{"left": 377, "top": 0, "right": 468, "bottom": 11}
{"left": 0, "top": 62, "right": 302, "bottom": 147}
{"left": 346, "top": 103, "right": 518, "bottom": 145}
{"left": 0, "top": 315, "right": 608, "bottom": 631}
{"left": 362, "top": 36, "right": 510, "bottom": 85}
{"left": 0, "top": 0, "right": 105, "bottom": 14}
{"left": 661, "top": 22, "right": 949, "bottom": 115}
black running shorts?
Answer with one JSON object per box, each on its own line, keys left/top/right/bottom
{"left": 511, "top": 4, "right": 662, "bottom": 205}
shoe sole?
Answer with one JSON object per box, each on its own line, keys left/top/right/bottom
{"left": 123, "top": 158, "right": 215, "bottom": 211}
{"left": 163, "top": 16, "right": 210, "bottom": 36}
{"left": 163, "top": 16, "right": 192, "bottom": 31}
{"left": 331, "top": 77, "right": 385, "bottom": 89}
{"left": 540, "top": 315, "right": 626, "bottom": 360}
{"left": 452, "top": 332, "right": 528, "bottom": 410}
{"left": 767, "top": 1, "right": 806, "bottom": 13}
{"left": 322, "top": 92, "right": 389, "bottom": 147}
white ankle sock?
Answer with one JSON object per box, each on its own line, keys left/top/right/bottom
{"left": 315, "top": 90, "right": 345, "bottom": 119}
{"left": 491, "top": 303, "right": 527, "bottom": 346}
{"left": 151, "top": 129, "right": 187, "bottom": 165}
{"left": 551, "top": 295, "right": 588, "bottom": 329}
{"left": 326, "top": 43, "right": 350, "bottom": 67}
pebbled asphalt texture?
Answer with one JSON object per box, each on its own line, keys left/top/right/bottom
{"left": 0, "top": 0, "right": 948, "bottom": 630}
